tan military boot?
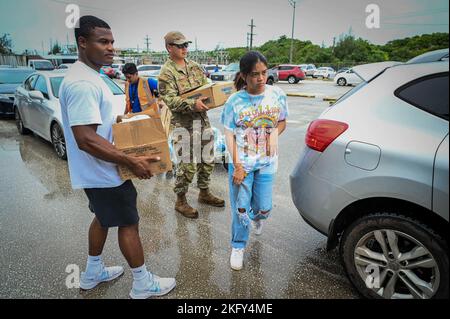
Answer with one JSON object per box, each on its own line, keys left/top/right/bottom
{"left": 198, "top": 189, "right": 225, "bottom": 207}
{"left": 175, "top": 194, "right": 199, "bottom": 219}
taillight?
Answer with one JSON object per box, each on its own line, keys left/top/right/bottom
{"left": 305, "top": 119, "right": 348, "bottom": 152}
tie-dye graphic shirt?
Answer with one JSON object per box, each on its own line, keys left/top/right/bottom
{"left": 221, "top": 85, "right": 289, "bottom": 173}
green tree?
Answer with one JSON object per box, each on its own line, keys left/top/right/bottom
{"left": 49, "top": 41, "right": 62, "bottom": 55}
{"left": 0, "top": 33, "right": 13, "bottom": 54}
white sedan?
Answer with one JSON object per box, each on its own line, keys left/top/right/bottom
{"left": 334, "top": 68, "right": 363, "bottom": 86}
{"left": 313, "top": 67, "right": 336, "bottom": 79}
{"left": 137, "top": 64, "right": 162, "bottom": 77}
{"left": 14, "top": 70, "right": 125, "bottom": 159}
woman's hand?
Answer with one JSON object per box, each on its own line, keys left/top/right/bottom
{"left": 233, "top": 164, "right": 246, "bottom": 185}
{"left": 268, "top": 129, "right": 279, "bottom": 157}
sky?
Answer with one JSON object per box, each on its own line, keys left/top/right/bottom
{"left": 0, "top": 0, "right": 448, "bottom": 54}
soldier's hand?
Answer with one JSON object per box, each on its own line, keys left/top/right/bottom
{"left": 128, "top": 155, "right": 161, "bottom": 180}
{"left": 193, "top": 97, "right": 209, "bottom": 112}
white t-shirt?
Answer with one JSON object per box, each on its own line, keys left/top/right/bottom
{"left": 59, "top": 61, "right": 124, "bottom": 189}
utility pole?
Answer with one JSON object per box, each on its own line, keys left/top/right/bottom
{"left": 195, "top": 37, "right": 198, "bottom": 62}
{"left": 144, "top": 35, "right": 151, "bottom": 54}
{"left": 248, "top": 19, "right": 256, "bottom": 51}
{"left": 288, "top": 0, "right": 297, "bottom": 64}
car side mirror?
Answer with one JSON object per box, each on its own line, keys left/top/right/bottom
{"left": 29, "top": 90, "right": 44, "bottom": 101}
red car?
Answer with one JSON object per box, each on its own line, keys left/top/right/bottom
{"left": 100, "top": 66, "right": 115, "bottom": 79}
{"left": 275, "top": 64, "right": 305, "bottom": 84}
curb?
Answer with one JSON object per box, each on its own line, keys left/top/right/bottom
{"left": 286, "top": 92, "right": 318, "bottom": 98}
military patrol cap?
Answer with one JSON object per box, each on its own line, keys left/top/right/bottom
{"left": 164, "top": 31, "right": 192, "bottom": 45}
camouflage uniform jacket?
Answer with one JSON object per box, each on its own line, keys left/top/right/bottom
{"left": 158, "top": 58, "right": 210, "bottom": 130}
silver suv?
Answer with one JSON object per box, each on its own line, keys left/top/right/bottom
{"left": 290, "top": 60, "right": 449, "bottom": 299}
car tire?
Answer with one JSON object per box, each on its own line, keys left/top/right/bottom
{"left": 340, "top": 212, "right": 448, "bottom": 299}
{"left": 51, "top": 122, "right": 67, "bottom": 160}
{"left": 267, "top": 78, "right": 274, "bottom": 85}
{"left": 337, "top": 78, "right": 347, "bottom": 86}
{"left": 15, "top": 107, "right": 30, "bottom": 135}
{"left": 287, "top": 76, "right": 297, "bottom": 84}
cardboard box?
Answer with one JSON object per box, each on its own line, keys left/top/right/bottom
{"left": 113, "top": 102, "right": 172, "bottom": 180}
{"left": 181, "top": 82, "right": 236, "bottom": 109}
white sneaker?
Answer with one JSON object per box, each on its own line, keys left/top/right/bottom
{"left": 252, "top": 219, "right": 264, "bottom": 236}
{"left": 230, "top": 248, "right": 245, "bottom": 271}
{"left": 129, "top": 272, "right": 176, "bottom": 299}
{"left": 79, "top": 264, "right": 124, "bottom": 290}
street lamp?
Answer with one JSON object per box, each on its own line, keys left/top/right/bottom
{"left": 288, "top": 0, "right": 297, "bottom": 64}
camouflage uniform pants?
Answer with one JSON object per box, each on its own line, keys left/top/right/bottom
{"left": 172, "top": 127, "right": 215, "bottom": 195}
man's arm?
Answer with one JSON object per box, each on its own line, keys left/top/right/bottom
{"left": 158, "top": 71, "right": 195, "bottom": 113}
{"left": 158, "top": 71, "right": 209, "bottom": 113}
{"left": 72, "top": 125, "right": 160, "bottom": 179}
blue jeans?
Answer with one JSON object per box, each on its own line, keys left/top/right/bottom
{"left": 228, "top": 164, "right": 274, "bottom": 249}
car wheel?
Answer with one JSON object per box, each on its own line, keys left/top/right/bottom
{"left": 287, "top": 76, "right": 296, "bottom": 84}
{"left": 15, "top": 107, "right": 30, "bottom": 135}
{"left": 51, "top": 122, "right": 67, "bottom": 160}
{"left": 267, "top": 78, "right": 274, "bottom": 85}
{"left": 337, "top": 78, "right": 347, "bottom": 86}
{"left": 340, "top": 212, "right": 448, "bottom": 299}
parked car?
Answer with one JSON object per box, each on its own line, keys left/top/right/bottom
{"left": 266, "top": 67, "right": 279, "bottom": 85}
{"left": 137, "top": 64, "right": 162, "bottom": 78}
{"left": 407, "top": 48, "right": 449, "bottom": 64}
{"left": 27, "top": 59, "right": 55, "bottom": 71}
{"left": 313, "top": 67, "right": 336, "bottom": 79}
{"left": 58, "top": 64, "right": 73, "bottom": 69}
{"left": 334, "top": 68, "right": 363, "bottom": 86}
{"left": 336, "top": 67, "right": 351, "bottom": 74}
{"left": 0, "top": 67, "right": 34, "bottom": 117}
{"left": 210, "top": 62, "right": 239, "bottom": 82}
{"left": 14, "top": 70, "right": 126, "bottom": 159}
{"left": 100, "top": 65, "right": 115, "bottom": 79}
{"left": 112, "top": 63, "right": 125, "bottom": 79}
{"left": 299, "top": 64, "right": 317, "bottom": 76}
{"left": 275, "top": 64, "right": 305, "bottom": 84}
{"left": 290, "top": 60, "right": 449, "bottom": 299}
{"left": 203, "top": 64, "right": 224, "bottom": 78}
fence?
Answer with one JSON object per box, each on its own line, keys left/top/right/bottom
{"left": 0, "top": 54, "right": 27, "bottom": 67}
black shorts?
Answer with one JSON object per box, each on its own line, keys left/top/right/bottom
{"left": 84, "top": 180, "right": 139, "bottom": 228}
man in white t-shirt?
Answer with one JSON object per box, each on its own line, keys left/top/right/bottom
{"left": 59, "top": 15, "right": 175, "bottom": 299}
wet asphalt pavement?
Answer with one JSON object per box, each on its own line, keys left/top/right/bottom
{"left": 0, "top": 81, "right": 359, "bottom": 299}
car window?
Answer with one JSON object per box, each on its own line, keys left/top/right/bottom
{"left": 279, "top": 66, "right": 293, "bottom": 71}
{"left": 34, "top": 61, "right": 54, "bottom": 71}
{"left": 224, "top": 63, "right": 239, "bottom": 72}
{"left": 49, "top": 75, "right": 124, "bottom": 99}
{"left": 102, "top": 76, "right": 124, "bottom": 95}
{"left": 34, "top": 76, "right": 49, "bottom": 99}
{"left": 50, "top": 77, "right": 64, "bottom": 98}
{"left": 395, "top": 73, "right": 449, "bottom": 120}
{"left": 0, "top": 69, "right": 34, "bottom": 84}
{"left": 24, "top": 74, "right": 39, "bottom": 91}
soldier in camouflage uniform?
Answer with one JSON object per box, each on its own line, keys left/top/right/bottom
{"left": 158, "top": 31, "right": 225, "bottom": 219}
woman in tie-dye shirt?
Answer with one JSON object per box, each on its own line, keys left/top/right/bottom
{"left": 221, "top": 51, "right": 289, "bottom": 271}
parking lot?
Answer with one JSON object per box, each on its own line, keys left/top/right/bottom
{"left": 0, "top": 80, "right": 360, "bottom": 299}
